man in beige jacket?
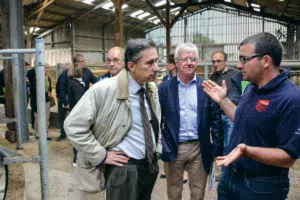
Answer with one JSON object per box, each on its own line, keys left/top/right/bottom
{"left": 64, "top": 38, "right": 161, "bottom": 200}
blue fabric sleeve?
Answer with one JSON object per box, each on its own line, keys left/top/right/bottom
{"left": 228, "top": 75, "right": 242, "bottom": 105}
{"left": 59, "top": 71, "right": 69, "bottom": 106}
{"left": 210, "top": 98, "right": 224, "bottom": 157}
{"left": 276, "top": 106, "right": 300, "bottom": 159}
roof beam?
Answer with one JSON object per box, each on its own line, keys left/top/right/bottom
{"left": 27, "top": 0, "right": 56, "bottom": 20}
{"left": 43, "top": 10, "right": 70, "bottom": 17}
{"left": 155, "top": 0, "right": 300, "bottom": 25}
{"left": 145, "top": 0, "right": 166, "bottom": 26}
{"left": 280, "top": 0, "right": 289, "bottom": 15}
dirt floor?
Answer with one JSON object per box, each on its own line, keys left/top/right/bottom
{"left": 0, "top": 123, "right": 299, "bottom": 200}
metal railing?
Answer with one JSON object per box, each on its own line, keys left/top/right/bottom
{"left": 0, "top": 39, "right": 49, "bottom": 200}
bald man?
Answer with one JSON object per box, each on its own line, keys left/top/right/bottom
{"left": 97, "top": 47, "right": 124, "bottom": 82}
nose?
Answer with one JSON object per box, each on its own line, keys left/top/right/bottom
{"left": 237, "top": 61, "right": 243, "bottom": 69}
{"left": 153, "top": 62, "right": 159, "bottom": 72}
{"left": 186, "top": 58, "right": 192, "bottom": 64}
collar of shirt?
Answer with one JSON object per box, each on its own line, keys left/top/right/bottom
{"left": 251, "top": 69, "right": 290, "bottom": 94}
{"left": 177, "top": 73, "right": 197, "bottom": 86}
{"left": 222, "top": 65, "right": 230, "bottom": 74}
{"left": 128, "top": 72, "right": 145, "bottom": 94}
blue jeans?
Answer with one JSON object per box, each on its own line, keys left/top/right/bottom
{"left": 221, "top": 114, "right": 233, "bottom": 156}
{"left": 218, "top": 167, "right": 289, "bottom": 200}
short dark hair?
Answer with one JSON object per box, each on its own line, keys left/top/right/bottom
{"left": 238, "top": 32, "right": 282, "bottom": 67}
{"left": 212, "top": 51, "right": 228, "bottom": 61}
{"left": 167, "top": 53, "right": 175, "bottom": 65}
{"left": 124, "top": 39, "right": 157, "bottom": 71}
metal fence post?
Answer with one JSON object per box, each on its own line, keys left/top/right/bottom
{"left": 35, "top": 39, "right": 49, "bottom": 200}
{"left": 11, "top": 54, "right": 23, "bottom": 149}
{"left": 204, "top": 64, "right": 208, "bottom": 79}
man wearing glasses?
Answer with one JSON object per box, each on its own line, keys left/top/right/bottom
{"left": 97, "top": 47, "right": 124, "bottom": 82}
{"left": 159, "top": 42, "right": 223, "bottom": 200}
{"left": 65, "top": 39, "right": 160, "bottom": 200}
{"left": 57, "top": 53, "right": 97, "bottom": 141}
{"left": 209, "top": 51, "right": 239, "bottom": 178}
{"left": 203, "top": 32, "right": 300, "bottom": 199}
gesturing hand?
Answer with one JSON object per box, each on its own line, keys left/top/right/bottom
{"left": 215, "top": 144, "right": 247, "bottom": 167}
{"left": 104, "top": 151, "right": 129, "bottom": 167}
{"left": 202, "top": 80, "right": 227, "bottom": 103}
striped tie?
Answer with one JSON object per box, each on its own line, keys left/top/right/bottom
{"left": 139, "top": 87, "right": 153, "bottom": 163}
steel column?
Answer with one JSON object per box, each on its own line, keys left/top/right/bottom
{"left": 11, "top": 54, "right": 23, "bottom": 149}
{"left": 35, "top": 39, "right": 49, "bottom": 200}
{"left": 9, "top": 0, "right": 29, "bottom": 142}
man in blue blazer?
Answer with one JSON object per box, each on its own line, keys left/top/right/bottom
{"left": 159, "top": 42, "right": 223, "bottom": 200}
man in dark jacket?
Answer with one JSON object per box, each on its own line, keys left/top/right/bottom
{"left": 57, "top": 54, "right": 97, "bottom": 141}
{"left": 96, "top": 47, "right": 124, "bottom": 82}
{"left": 159, "top": 42, "right": 223, "bottom": 200}
{"left": 210, "top": 51, "right": 239, "bottom": 176}
{"left": 56, "top": 62, "right": 71, "bottom": 141}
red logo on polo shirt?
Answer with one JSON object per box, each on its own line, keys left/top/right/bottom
{"left": 255, "top": 100, "right": 270, "bottom": 112}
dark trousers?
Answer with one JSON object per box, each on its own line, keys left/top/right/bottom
{"left": 58, "top": 99, "right": 68, "bottom": 137}
{"left": 73, "top": 147, "right": 77, "bottom": 163}
{"left": 105, "top": 158, "right": 159, "bottom": 200}
{"left": 218, "top": 167, "right": 289, "bottom": 200}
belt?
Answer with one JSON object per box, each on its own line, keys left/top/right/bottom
{"left": 178, "top": 139, "right": 198, "bottom": 145}
{"left": 229, "top": 167, "right": 288, "bottom": 180}
{"left": 126, "top": 154, "right": 158, "bottom": 165}
{"left": 127, "top": 158, "right": 148, "bottom": 165}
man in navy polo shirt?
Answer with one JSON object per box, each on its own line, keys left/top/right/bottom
{"left": 203, "top": 32, "right": 300, "bottom": 200}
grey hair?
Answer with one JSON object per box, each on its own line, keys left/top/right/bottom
{"left": 174, "top": 42, "right": 199, "bottom": 60}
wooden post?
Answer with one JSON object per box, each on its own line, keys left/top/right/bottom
{"left": 112, "top": 0, "right": 125, "bottom": 47}
{"left": 1, "top": 0, "right": 16, "bottom": 142}
{"left": 166, "top": 0, "right": 171, "bottom": 57}
{"left": 287, "top": 24, "right": 295, "bottom": 59}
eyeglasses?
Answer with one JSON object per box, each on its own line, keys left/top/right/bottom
{"left": 106, "top": 58, "right": 122, "bottom": 64}
{"left": 176, "top": 57, "right": 197, "bottom": 63}
{"left": 239, "top": 54, "right": 264, "bottom": 64}
{"left": 212, "top": 60, "right": 225, "bottom": 64}
{"left": 77, "top": 59, "right": 86, "bottom": 63}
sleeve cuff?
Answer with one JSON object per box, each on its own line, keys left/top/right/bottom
{"left": 96, "top": 151, "right": 107, "bottom": 168}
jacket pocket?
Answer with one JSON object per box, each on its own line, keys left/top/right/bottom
{"left": 77, "top": 153, "right": 93, "bottom": 169}
{"left": 245, "top": 176, "right": 289, "bottom": 195}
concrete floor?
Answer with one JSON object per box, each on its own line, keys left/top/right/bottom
{"left": 0, "top": 124, "right": 299, "bottom": 199}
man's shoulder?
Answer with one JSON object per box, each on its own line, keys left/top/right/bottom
{"left": 228, "top": 67, "right": 240, "bottom": 75}
{"left": 159, "top": 76, "right": 176, "bottom": 89}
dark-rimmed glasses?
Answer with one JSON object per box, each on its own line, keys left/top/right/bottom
{"left": 106, "top": 58, "right": 122, "bottom": 64}
{"left": 212, "top": 60, "right": 225, "bottom": 64}
{"left": 239, "top": 54, "right": 264, "bottom": 64}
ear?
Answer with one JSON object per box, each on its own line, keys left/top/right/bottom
{"left": 262, "top": 55, "right": 272, "bottom": 69}
{"left": 127, "top": 62, "right": 135, "bottom": 72}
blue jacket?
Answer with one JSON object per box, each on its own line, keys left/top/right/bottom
{"left": 228, "top": 72, "right": 243, "bottom": 105}
{"left": 96, "top": 72, "right": 111, "bottom": 82}
{"left": 158, "top": 75, "right": 223, "bottom": 174}
{"left": 58, "top": 68, "right": 97, "bottom": 106}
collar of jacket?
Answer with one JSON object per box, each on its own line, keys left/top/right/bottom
{"left": 116, "top": 68, "right": 155, "bottom": 100}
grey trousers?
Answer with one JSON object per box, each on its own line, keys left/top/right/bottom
{"left": 105, "top": 159, "right": 159, "bottom": 200}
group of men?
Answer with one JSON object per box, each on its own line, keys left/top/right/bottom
{"left": 56, "top": 47, "right": 125, "bottom": 141}
{"left": 63, "top": 32, "right": 300, "bottom": 200}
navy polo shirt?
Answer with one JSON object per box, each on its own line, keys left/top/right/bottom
{"left": 229, "top": 70, "right": 300, "bottom": 176}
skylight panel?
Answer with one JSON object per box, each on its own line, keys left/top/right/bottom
{"left": 130, "top": 10, "right": 144, "bottom": 17}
